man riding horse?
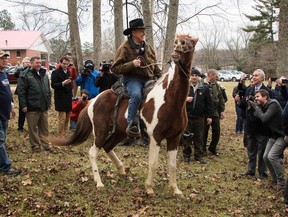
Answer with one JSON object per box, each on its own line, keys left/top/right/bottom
{"left": 111, "top": 18, "right": 162, "bottom": 138}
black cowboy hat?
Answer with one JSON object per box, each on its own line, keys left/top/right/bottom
{"left": 123, "top": 18, "right": 151, "bottom": 36}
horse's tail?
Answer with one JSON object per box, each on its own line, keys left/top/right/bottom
{"left": 49, "top": 106, "right": 92, "bottom": 146}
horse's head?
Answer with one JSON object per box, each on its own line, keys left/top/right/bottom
{"left": 171, "top": 34, "right": 198, "bottom": 65}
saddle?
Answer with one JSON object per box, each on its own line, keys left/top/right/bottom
{"left": 108, "top": 79, "right": 156, "bottom": 140}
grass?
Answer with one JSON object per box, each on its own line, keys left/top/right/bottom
{"left": 1, "top": 82, "right": 288, "bottom": 216}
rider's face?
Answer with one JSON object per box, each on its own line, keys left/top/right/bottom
{"left": 131, "top": 29, "right": 146, "bottom": 44}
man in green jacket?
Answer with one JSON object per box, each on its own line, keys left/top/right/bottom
{"left": 18, "top": 56, "right": 51, "bottom": 152}
{"left": 111, "top": 18, "right": 161, "bottom": 138}
{"left": 202, "top": 69, "right": 225, "bottom": 156}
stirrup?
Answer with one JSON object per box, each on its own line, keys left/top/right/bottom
{"left": 126, "top": 126, "right": 141, "bottom": 139}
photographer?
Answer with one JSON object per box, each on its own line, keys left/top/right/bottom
{"left": 267, "top": 77, "right": 288, "bottom": 109}
{"left": 248, "top": 89, "right": 286, "bottom": 194}
{"left": 75, "top": 60, "right": 100, "bottom": 99}
{"left": 95, "top": 61, "right": 119, "bottom": 93}
{"left": 70, "top": 89, "right": 90, "bottom": 131}
{"left": 236, "top": 69, "right": 273, "bottom": 179}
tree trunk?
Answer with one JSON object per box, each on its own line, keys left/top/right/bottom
{"left": 277, "top": 0, "right": 288, "bottom": 77}
{"left": 142, "top": 0, "right": 154, "bottom": 47}
{"left": 68, "top": 0, "right": 83, "bottom": 69}
{"left": 93, "top": 0, "right": 101, "bottom": 68}
{"left": 161, "top": 0, "right": 179, "bottom": 73}
{"left": 114, "top": 0, "right": 124, "bottom": 50}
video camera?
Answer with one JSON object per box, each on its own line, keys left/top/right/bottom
{"left": 100, "top": 61, "right": 112, "bottom": 73}
{"left": 81, "top": 60, "right": 95, "bottom": 76}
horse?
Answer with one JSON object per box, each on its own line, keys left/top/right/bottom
{"left": 49, "top": 34, "right": 198, "bottom": 198}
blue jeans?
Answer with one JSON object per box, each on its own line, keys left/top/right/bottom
{"left": 263, "top": 137, "right": 287, "bottom": 187}
{"left": 235, "top": 104, "right": 243, "bottom": 132}
{"left": 70, "top": 121, "right": 77, "bottom": 130}
{"left": 0, "top": 120, "right": 11, "bottom": 173}
{"left": 122, "top": 77, "right": 145, "bottom": 124}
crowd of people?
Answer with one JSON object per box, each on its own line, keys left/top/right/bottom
{"left": 1, "top": 17, "right": 288, "bottom": 206}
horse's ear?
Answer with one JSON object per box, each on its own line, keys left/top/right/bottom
{"left": 191, "top": 37, "right": 199, "bottom": 44}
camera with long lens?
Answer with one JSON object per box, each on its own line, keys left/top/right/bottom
{"left": 81, "top": 60, "right": 94, "bottom": 76}
{"left": 100, "top": 61, "right": 112, "bottom": 73}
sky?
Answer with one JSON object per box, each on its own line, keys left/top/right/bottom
{"left": 0, "top": 0, "right": 257, "bottom": 48}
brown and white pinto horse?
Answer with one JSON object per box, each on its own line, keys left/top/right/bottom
{"left": 50, "top": 34, "right": 198, "bottom": 198}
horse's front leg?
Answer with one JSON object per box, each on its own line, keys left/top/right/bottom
{"left": 89, "top": 144, "right": 104, "bottom": 189}
{"left": 107, "top": 150, "right": 126, "bottom": 176}
{"left": 145, "top": 136, "right": 160, "bottom": 196}
{"left": 167, "top": 138, "right": 184, "bottom": 199}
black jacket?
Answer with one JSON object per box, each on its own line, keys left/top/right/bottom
{"left": 95, "top": 72, "right": 119, "bottom": 93}
{"left": 51, "top": 66, "right": 72, "bottom": 112}
{"left": 18, "top": 68, "right": 51, "bottom": 111}
{"left": 186, "top": 82, "right": 214, "bottom": 118}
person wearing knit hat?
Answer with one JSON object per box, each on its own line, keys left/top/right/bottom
{"left": 182, "top": 67, "right": 214, "bottom": 164}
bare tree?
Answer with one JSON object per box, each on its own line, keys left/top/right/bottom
{"left": 142, "top": 0, "right": 154, "bottom": 47}
{"left": 161, "top": 0, "right": 179, "bottom": 73}
{"left": 68, "top": 0, "right": 83, "bottom": 69}
{"left": 93, "top": 0, "right": 101, "bottom": 67}
{"left": 197, "top": 26, "right": 224, "bottom": 70}
{"left": 114, "top": 0, "right": 124, "bottom": 50}
{"left": 277, "top": 0, "right": 288, "bottom": 76}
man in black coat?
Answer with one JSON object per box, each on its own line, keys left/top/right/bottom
{"left": 51, "top": 57, "right": 72, "bottom": 137}
{"left": 182, "top": 68, "right": 214, "bottom": 164}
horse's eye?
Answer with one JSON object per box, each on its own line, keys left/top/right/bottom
{"left": 180, "top": 40, "right": 185, "bottom": 45}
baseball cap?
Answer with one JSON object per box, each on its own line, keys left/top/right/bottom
{"left": 0, "top": 49, "right": 9, "bottom": 58}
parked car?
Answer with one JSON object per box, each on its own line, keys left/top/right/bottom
{"left": 217, "top": 70, "right": 233, "bottom": 81}
{"left": 49, "top": 62, "right": 57, "bottom": 71}
{"left": 229, "top": 70, "right": 245, "bottom": 81}
{"left": 5, "top": 66, "right": 18, "bottom": 84}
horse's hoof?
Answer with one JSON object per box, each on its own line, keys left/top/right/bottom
{"left": 118, "top": 173, "right": 127, "bottom": 178}
{"left": 96, "top": 184, "right": 105, "bottom": 190}
{"left": 174, "top": 193, "right": 186, "bottom": 200}
{"left": 145, "top": 188, "right": 155, "bottom": 197}
{"left": 146, "top": 191, "right": 155, "bottom": 197}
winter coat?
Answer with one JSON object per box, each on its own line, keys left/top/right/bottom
{"left": 111, "top": 38, "right": 162, "bottom": 81}
{"left": 51, "top": 66, "right": 73, "bottom": 112}
{"left": 252, "top": 99, "right": 284, "bottom": 138}
{"left": 202, "top": 79, "right": 225, "bottom": 117}
{"left": 186, "top": 82, "right": 214, "bottom": 118}
{"left": 70, "top": 99, "right": 89, "bottom": 122}
{"left": 76, "top": 70, "right": 100, "bottom": 99}
{"left": 242, "top": 84, "right": 272, "bottom": 135}
{"left": 18, "top": 68, "right": 51, "bottom": 111}
{"left": 95, "top": 72, "right": 119, "bottom": 93}
{"left": 0, "top": 71, "right": 13, "bottom": 121}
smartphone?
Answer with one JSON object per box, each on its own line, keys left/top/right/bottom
{"left": 282, "top": 79, "right": 288, "bottom": 84}
{"left": 270, "top": 77, "right": 277, "bottom": 82}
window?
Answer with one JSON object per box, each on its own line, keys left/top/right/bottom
{"left": 16, "top": 51, "right": 21, "bottom": 58}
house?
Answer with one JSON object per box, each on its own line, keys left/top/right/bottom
{"left": 0, "top": 30, "right": 52, "bottom": 68}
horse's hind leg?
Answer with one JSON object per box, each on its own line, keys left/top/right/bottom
{"left": 89, "top": 144, "right": 104, "bottom": 189}
{"left": 145, "top": 136, "right": 160, "bottom": 196}
{"left": 107, "top": 150, "right": 126, "bottom": 176}
{"left": 167, "top": 138, "right": 184, "bottom": 198}
{"left": 104, "top": 133, "right": 126, "bottom": 176}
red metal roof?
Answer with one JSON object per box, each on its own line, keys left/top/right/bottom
{"left": 0, "top": 30, "right": 43, "bottom": 50}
